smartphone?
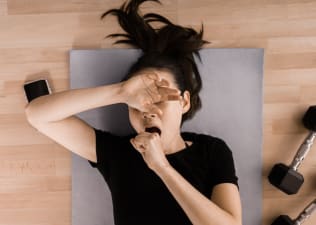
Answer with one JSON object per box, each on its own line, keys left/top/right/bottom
{"left": 23, "top": 79, "right": 52, "bottom": 102}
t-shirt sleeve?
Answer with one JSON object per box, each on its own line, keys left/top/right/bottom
{"left": 88, "top": 127, "right": 121, "bottom": 169}
{"left": 210, "top": 138, "right": 239, "bottom": 188}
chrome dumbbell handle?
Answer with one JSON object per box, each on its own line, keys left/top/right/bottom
{"left": 290, "top": 132, "right": 316, "bottom": 171}
{"left": 294, "top": 199, "right": 316, "bottom": 225}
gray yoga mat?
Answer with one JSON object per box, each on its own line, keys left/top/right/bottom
{"left": 70, "top": 48, "right": 264, "bottom": 225}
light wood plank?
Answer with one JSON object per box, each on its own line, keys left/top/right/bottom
{"left": 1, "top": 0, "right": 316, "bottom": 225}
{"left": 0, "top": 0, "right": 7, "bottom": 15}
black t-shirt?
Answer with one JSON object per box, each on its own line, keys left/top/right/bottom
{"left": 88, "top": 128, "right": 239, "bottom": 225}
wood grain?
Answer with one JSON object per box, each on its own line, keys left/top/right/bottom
{"left": 0, "top": 0, "right": 315, "bottom": 224}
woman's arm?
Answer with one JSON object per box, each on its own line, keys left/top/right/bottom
{"left": 24, "top": 83, "right": 126, "bottom": 162}
{"left": 130, "top": 128, "right": 242, "bottom": 225}
{"left": 25, "top": 73, "right": 180, "bottom": 162}
{"left": 25, "top": 83, "right": 125, "bottom": 123}
{"left": 25, "top": 72, "right": 178, "bottom": 123}
{"left": 156, "top": 165, "right": 242, "bottom": 225}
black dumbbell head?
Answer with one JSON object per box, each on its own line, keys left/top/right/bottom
{"left": 268, "top": 163, "right": 304, "bottom": 195}
{"left": 271, "top": 215, "right": 294, "bottom": 225}
{"left": 303, "top": 105, "right": 316, "bottom": 131}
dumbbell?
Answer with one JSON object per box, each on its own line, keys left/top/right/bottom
{"left": 271, "top": 198, "right": 316, "bottom": 225}
{"left": 268, "top": 106, "right": 316, "bottom": 195}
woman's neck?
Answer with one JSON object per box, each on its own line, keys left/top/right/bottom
{"left": 163, "top": 134, "right": 192, "bottom": 155}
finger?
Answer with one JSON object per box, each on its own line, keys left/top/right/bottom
{"left": 145, "top": 83, "right": 159, "bottom": 96}
{"left": 157, "top": 86, "right": 181, "bottom": 95}
{"left": 140, "top": 73, "right": 160, "bottom": 92}
{"left": 130, "top": 138, "right": 136, "bottom": 148}
{"left": 144, "top": 85, "right": 179, "bottom": 102}
{"left": 130, "top": 138, "right": 138, "bottom": 150}
{"left": 145, "top": 86, "right": 164, "bottom": 102}
{"left": 167, "top": 94, "right": 183, "bottom": 101}
{"left": 158, "top": 93, "right": 181, "bottom": 101}
{"left": 130, "top": 138, "right": 146, "bottom": 152}
{"left": 157, "top": 87, "right": 181, "bottom": 101}
{"left": 157, "top": 94, "right": 182, "bottom": 102}
{"left": 144, "top": 103, "right": 163, "bottom": 116}
{"left": 142, "top": 98, "right": 153, "bottom": 107}
{"left": 137, "top": 71, "right": 158, "bottom": 79}
{"left": 150, "top": 104, "right": 163, "bottom": 116}
{"left": 145, "top": 72, "right": 160, "bottom": 82}
{"left": 155, "top": 78, "right": 169, "bottom": 87}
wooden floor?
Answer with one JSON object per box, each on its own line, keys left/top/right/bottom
{"left": 1, "top": 0, "right": 316, "bottom": 224}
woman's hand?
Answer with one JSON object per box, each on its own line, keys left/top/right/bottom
{"left": 130, "top": 131, "right": 170, "bottom": 172}
{"left": 120, "top": 72, "right": 181, "bottom": 115}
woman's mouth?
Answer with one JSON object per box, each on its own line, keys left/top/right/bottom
{"left": 145, "top": 127, "right": 161, "bottom": 136}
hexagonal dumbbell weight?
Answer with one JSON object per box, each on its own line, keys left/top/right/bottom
{"left": 271, "top": 198, "right": 316, "bottom": 225}
{"left": 268, "top": 106, "right": 316, "bottom": 194}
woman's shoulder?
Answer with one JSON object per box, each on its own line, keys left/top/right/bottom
{"left": 93, "top": 128, "right": 136, "bottom": 146}
{"left": 181, "top": 131, "right": 225, "bottom": 144}
{"left": 181, "top": 131, "right": 232, "bottom": 154}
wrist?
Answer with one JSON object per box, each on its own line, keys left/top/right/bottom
{"left": 116, "top": 81, "right": 129, "bottom": 104}
{"left": 154, "top": 163, "right": 173, "bottom": 178}
{"left": 117, "top": 81, "right": 129, "bottom": 104}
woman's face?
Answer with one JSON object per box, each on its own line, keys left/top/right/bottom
{"left": 128, "top": 68, "right": 191, "bottom": 149}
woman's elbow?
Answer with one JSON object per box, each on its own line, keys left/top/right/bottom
{"left": 232, "top": 217, "right": 243, "bottom": 225}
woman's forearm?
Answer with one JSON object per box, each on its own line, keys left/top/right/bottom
{"left": 156, "top": 166, "right": 242, "bottom": 225}
{"left": 25, "top": 82, "right": 125, "bottom": 123}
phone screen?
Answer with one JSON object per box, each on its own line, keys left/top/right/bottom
{"left": 24, "top": 79, "right": 51, "bottom": 102}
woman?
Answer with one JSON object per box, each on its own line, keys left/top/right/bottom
{"left": 25, "top": 0, "right": 242, "bottom": 224}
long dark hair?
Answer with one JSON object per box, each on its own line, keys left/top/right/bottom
{"left": 101, "top": 0, "right": 210, "bottom": 125}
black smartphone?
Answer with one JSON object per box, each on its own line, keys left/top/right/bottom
{"left": 23, "top": 79, "right": 51, "bottom": 102}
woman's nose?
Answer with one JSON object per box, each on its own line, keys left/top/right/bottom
{"left": 142, "top": 111, "right": 157, "bottom": 118}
